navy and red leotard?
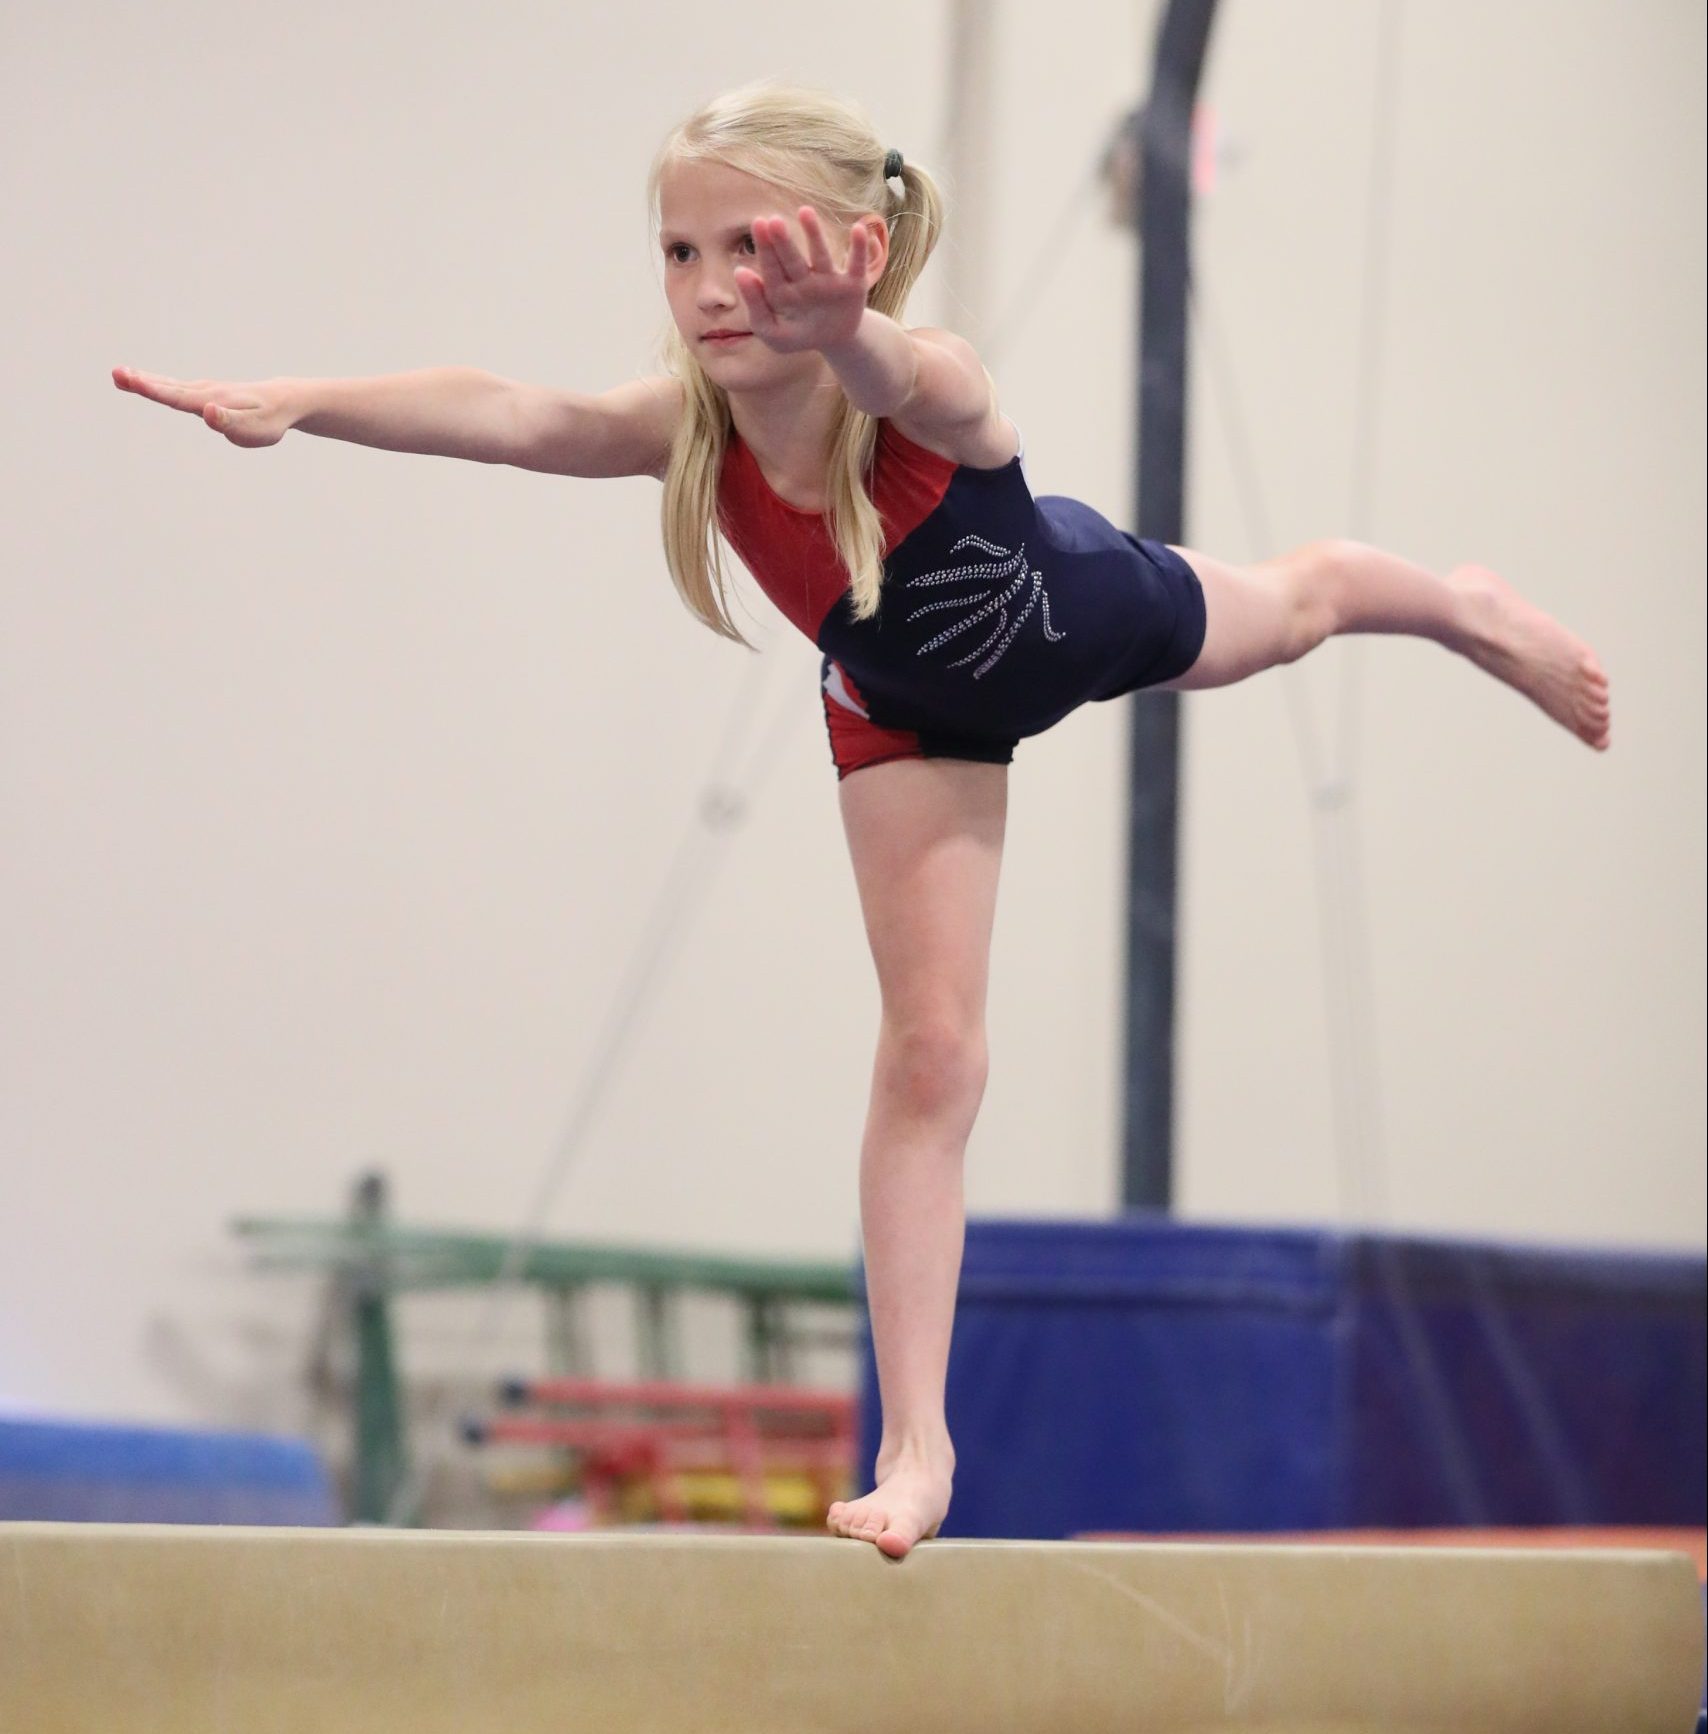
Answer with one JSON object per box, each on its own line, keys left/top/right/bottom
{"left": 715, "top": 417, "right": 1206, "bottom": 779}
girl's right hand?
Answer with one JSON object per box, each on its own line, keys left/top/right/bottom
{"left": 111, "top": 366, "right": 297, "bottom": 448}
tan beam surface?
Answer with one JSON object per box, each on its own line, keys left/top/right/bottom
{"left": 2, "top": 1523, "right": 1701, "bottom": 1733}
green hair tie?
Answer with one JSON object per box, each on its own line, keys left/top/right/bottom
{"left": 883, "top": 148, "right": 904, "bottom": 182}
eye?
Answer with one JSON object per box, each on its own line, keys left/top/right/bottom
{"left": 666, "top": 243, "right": 692, "bottom": 264}
{"left": 738, "top": 233, "right": 757, "bottom": 253}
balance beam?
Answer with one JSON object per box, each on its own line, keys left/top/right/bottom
{"left": 2, "top": 1524, "right": 1701, "bottom": 1733}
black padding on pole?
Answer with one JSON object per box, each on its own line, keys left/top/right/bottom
{"left": 1124, "top": 0, "right": 1218, "bottom": 1212}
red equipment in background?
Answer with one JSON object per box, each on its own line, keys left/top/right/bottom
{"left": 466, "top": 1376, "right": 857, "bottom": 1530}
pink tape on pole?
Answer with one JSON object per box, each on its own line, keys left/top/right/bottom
{"left": 1191, "top": 101, "right": 1218, "bottom": 197}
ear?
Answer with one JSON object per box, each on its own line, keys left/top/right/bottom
{"left": 854, "top": 214, "right": 890, "bottom": 287}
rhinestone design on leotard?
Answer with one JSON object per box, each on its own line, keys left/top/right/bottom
{"left": 903, "top": 534, "right": 1066, "bottom": 679}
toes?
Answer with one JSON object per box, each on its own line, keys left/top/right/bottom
{"left": 828, "top": 1500, "right": 889, "bottom": 1542}
{"left": 876, "top": 1515, "right": 940, "bottom": 1558}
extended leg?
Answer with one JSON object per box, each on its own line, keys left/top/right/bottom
{"left": 1161, "top": 538, "right": 1611, "bottom": 749}
{"left": 826, "top": 756, "right": 1007, "bottom": 1558}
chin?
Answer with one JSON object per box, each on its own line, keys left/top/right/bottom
{"left": 701, "top": 347, "right": 776, "bottom": 382}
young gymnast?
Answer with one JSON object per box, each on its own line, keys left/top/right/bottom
{"left": 112, "top": 79, "right": 1611, "bottom": 1561}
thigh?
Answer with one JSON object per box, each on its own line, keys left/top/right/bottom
{"left": 837, "top": 757, "right": 1008, "bottom": 1027}
{"left": 1152, "top": 543, "right": 1302, "bottom": 692}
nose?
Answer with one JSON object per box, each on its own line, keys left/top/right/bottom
{"left": 693, "top": 262, "right": 740, "bottom": 313}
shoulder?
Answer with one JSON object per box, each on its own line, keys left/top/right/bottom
{"left": 615, "top": 374, "right": 684, "bottom": 482}
{"left": 887, "top": 327, "right": 1019, "bottom": 470}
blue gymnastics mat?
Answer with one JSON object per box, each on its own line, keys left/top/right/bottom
{"left": 0, "top": 1416, "right": 338, "bottom": 1526}
{"left": 855, "top": 1215, "right": 1707, "bottom": 1541}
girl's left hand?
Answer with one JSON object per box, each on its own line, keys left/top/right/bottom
{"left": 735, "top": 207, "right": 874, "bottom": 355}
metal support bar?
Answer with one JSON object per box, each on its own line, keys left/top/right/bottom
{"left": 1124, "top": 0, "right": 1220, "bottom": 1211}
{"left": 348, "top": 1172, "right": 412, "bottom": 1524}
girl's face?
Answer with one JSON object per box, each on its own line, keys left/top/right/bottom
{"left": 657, "top": 158, "right": 861, "bottom": 387}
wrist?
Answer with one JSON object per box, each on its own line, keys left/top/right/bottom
{"left": 818, "top": 307, "right": 877, "bottom": 369}
{"left": 276, "top": 376, "right": 315, "bottom": 433}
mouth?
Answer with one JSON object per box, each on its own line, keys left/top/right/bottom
{"left": 702, "top": 332, "right": 751, "bottom": 345}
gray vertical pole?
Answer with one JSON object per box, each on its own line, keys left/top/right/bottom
{"left": 1124, "top": 0, "right": 1218, "bottom": 1211}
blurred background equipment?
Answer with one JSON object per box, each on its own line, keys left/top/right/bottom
{"left": 0, "top": 1415, "right": 337, "bottom": 1527}
{"left": 233, "top": 1171, "right": 861, "bottom": 1527}
{"left": 879, "top": 1216, "right": 1706, "bottom": 1540}
{"left": 464, "top": 1374, "right": 855, "bottom": 1531}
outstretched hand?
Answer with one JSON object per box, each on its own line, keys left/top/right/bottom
{"left": 734, "top": 207, "right": 875, "bottom": 355}
{"left": 111, "top": 366, "right": 295, "bottom": 448}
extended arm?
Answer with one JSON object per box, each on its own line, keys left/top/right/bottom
{"left": 114, "top": 363, "right": 532, "bottom": 463}
{"left": 507, "top": 374, "right": 682, "bottom": 479}
{"left": 821, "top": 315, "right": 1000, "bottom": 444}
{"left": 290, "top": 367, "right": 528, "bottom": 462}
{"left": 734, "top": 207, "right": 1001, "bottom": 449}
{"left": 115, "top": 364, "right": 680, "bottom": 477}
{"left": 818, "top": 312, "right": 977, "bottom": 419}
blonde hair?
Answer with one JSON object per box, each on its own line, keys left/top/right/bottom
{"left": 646, "top": 80, "right": 946, "bottom": 645}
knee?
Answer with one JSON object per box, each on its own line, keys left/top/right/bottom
{"left": 875, "top": 1013, "right": 989, "bottom": 1122}
{"left": 1282, "top": 538, "right": 1354, "bottom": 660}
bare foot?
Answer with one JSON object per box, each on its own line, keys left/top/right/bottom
{"left": 826, "top": 1446, "right": 953, "bottom": 1560}
{"left": 1449, "top": 564, "right": 1612, "bottom": 750}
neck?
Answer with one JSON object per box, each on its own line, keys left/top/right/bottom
{"left": 725, "top": 360, "right": 851, "bottom": 480}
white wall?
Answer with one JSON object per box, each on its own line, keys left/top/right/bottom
{"left": 2, "top": 1, "right": 1701, "bottom": 1463}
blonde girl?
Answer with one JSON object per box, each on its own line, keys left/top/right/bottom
{"left": 112, "top": 78, "right": 1611, "bottom": 1561}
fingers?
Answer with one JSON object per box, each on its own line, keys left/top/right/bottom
{"left": 803, "top": 207, "right": 871, "bottom": 281}
{"left": 733, "top": 268, "right": 780, "bottom": 337}
{"left": 114, "top": 367, "right": 204, "bottom": 413}
{"left": 113, "top": 365, "right": 160, "bottom": 393}
{"left": 797, "top": 206, "right": 836, "bottom": 277}
{"left": 115, "top": 366, "right": 270, "bottom": 439}
{"left": 753, "top": 214, "right": 800, "bottom": 297}
{"left": 759, "top": 208, "right": 864, "bottom": 283}
{"left": 116, "top": 367, "right": 191, "bottom": 390}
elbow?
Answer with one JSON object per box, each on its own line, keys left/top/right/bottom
{"left": 885, "top": 348, "right": 924, "bottom": 421}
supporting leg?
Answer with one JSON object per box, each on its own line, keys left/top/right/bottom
{"left": 827, "top": 756, "right": 1007, "bottom": 1558}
